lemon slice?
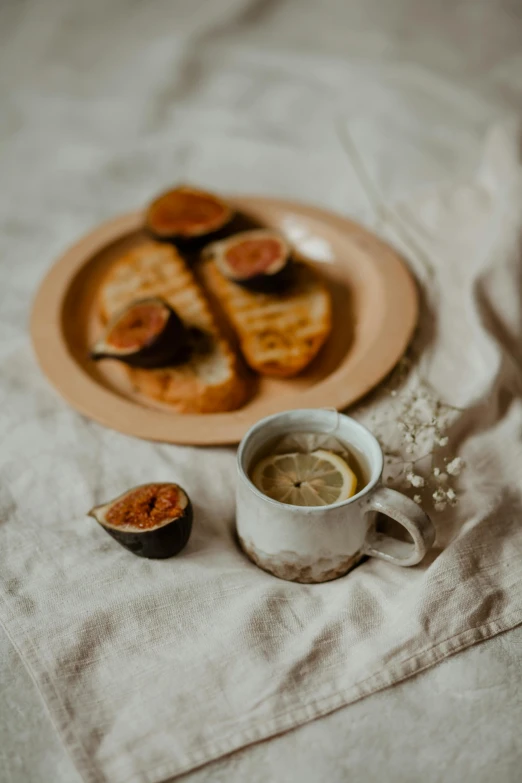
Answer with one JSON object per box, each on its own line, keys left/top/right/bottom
{"left": 251, "top": 449, "right": 358, "bottom": 507}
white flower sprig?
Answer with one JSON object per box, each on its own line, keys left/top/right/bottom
{"left": 367, "top": 357, "right": 466, "bottom": 514}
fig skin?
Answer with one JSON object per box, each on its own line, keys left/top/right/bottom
{"left": 203, "top": 230, "right": 293, "bottom": 293}
{"left": 145, "top": 185, "right": 233, "bottom": 249}
{"left": 88, "top": 483, "right": 193, "bottom": 559}
{"left": 238, "top": 261, "right": 293, "bottom": 293}
{"left": 91, "top": 298, "right": 189, "bottom": 369}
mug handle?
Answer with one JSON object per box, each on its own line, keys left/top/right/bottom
{"left": 362, "top": 487, "right": 435, "bottom": 566}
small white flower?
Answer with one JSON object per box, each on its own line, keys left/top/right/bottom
{"left": 446, "top": 488, "right": 458, "bottom": 505}
{"left": 397, "top": 422, "right": 406, "bottom": 431}
{"left": 406, "top": 445, "right": 415, "bottom": 454}
{"left": 406, "top": 472, "right": 425, "bottom": 488}
{"left": 433, "top": 467, "right": 440, "bottom": 477}
{"left": 413, "top": 494, "right": 422, "bottom": 504}
{"left": 404, "top": 432, "right": 414, "bottom": 443}
{"left": 447, "top": 458, "right": 464, "bottom": 476}
{"left": 434, "top": 501, "right": 447, "bottom": 512}
{"left": 432, "top": 489, "right": 446, "bottom": 503}
{"left": 437, "top": 436, "right": 449, "bottom": 447}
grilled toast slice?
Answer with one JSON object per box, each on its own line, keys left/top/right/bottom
{"left": 97, "top": 241, "right": 249, "bottom": 413}
{"left": 199, "top": 259, "right": 332, "bottom": 377}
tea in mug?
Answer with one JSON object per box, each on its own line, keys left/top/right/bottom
{"left": 250, "top": 431, "right": 369, "bottom": 507}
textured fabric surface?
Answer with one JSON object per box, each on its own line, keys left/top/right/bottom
{"left": 2, "top": 2, "right": 522, "bottom": 783}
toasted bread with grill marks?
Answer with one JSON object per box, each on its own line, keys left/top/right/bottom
{"left": 198, "top": 259, "right": 332, "bottom": 377}
{"left": 97, "top": 241, "right": 249, "bottom": 413}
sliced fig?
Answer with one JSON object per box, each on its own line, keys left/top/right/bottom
{"left": 146, "top": 186, "right": 233, "bottom": 246}
{"left": 204, "top": 230, "right": 292, "bottom": 292}
{"left": 89, "top": 483, "right": 193, "bottom": 559}
{"left": 91, "top": 297, "right": 188, "bottom": 368}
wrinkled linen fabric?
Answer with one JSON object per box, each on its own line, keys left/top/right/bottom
{"left": 1, "top": 2, "right": 522, "bottom": 783}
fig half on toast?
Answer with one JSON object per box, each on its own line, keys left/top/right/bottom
{"left": 89, "top": 483, "right": 193, "bottom": 559}
{"left": 91, "top": 297, "right": 188, "bottom": 368}
{"left": 199, "top": 259, "right": 332, "bottom": 378}
{"left": 204, "top": 229, "right": 292, "bottom": 292}
{"left": 96, "top": 241, "right": 250, "bottom": 413}
{"left": 146, "top": 186, "right": 233, "bottom": 246}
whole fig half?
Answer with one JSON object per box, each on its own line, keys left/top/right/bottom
{"left": 204, "top": 229, "right": 292, "bottom": 292}
{"left": 146, "top": 185, "right": 233, "bottom": 248}
{"left": 89, "top": 483, "right": 193, "bottom": 559}
{"left": 91, "top": 297, "right": 189, "bottom": 368}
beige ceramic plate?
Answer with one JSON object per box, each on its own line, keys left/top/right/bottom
{"left": 31, "top": 197, "right": 418, "bottom": 445}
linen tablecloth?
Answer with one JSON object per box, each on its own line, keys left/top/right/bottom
{"left": 1, "top": 2, "right": 522, "bottom": 783}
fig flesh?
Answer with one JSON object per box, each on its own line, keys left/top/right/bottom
{"left": 204, "top": 229, "right": 292, "bottom": 292}
{"left": 146, "top": 186, "right": 233, "bottom": 245}
{"left": 91, "top": 297, "right": 188, "bottom": 368}
{"left": 89, "top": 483, "right": 193, "bottom": 559}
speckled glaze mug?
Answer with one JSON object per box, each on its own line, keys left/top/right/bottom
{"left": 236, "top": 409, "right": 435, "bottom": 583}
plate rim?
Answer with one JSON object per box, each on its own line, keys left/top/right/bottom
{"left": 30, "top": 196, "right": 418, "bottom": 445}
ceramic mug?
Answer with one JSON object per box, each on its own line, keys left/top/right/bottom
{"left": 236, "top": 409, "right": 435, "bottom": 583}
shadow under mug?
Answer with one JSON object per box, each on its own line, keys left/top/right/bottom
{"left": 236, "top": 409, "right": 436, "bottom": 583}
